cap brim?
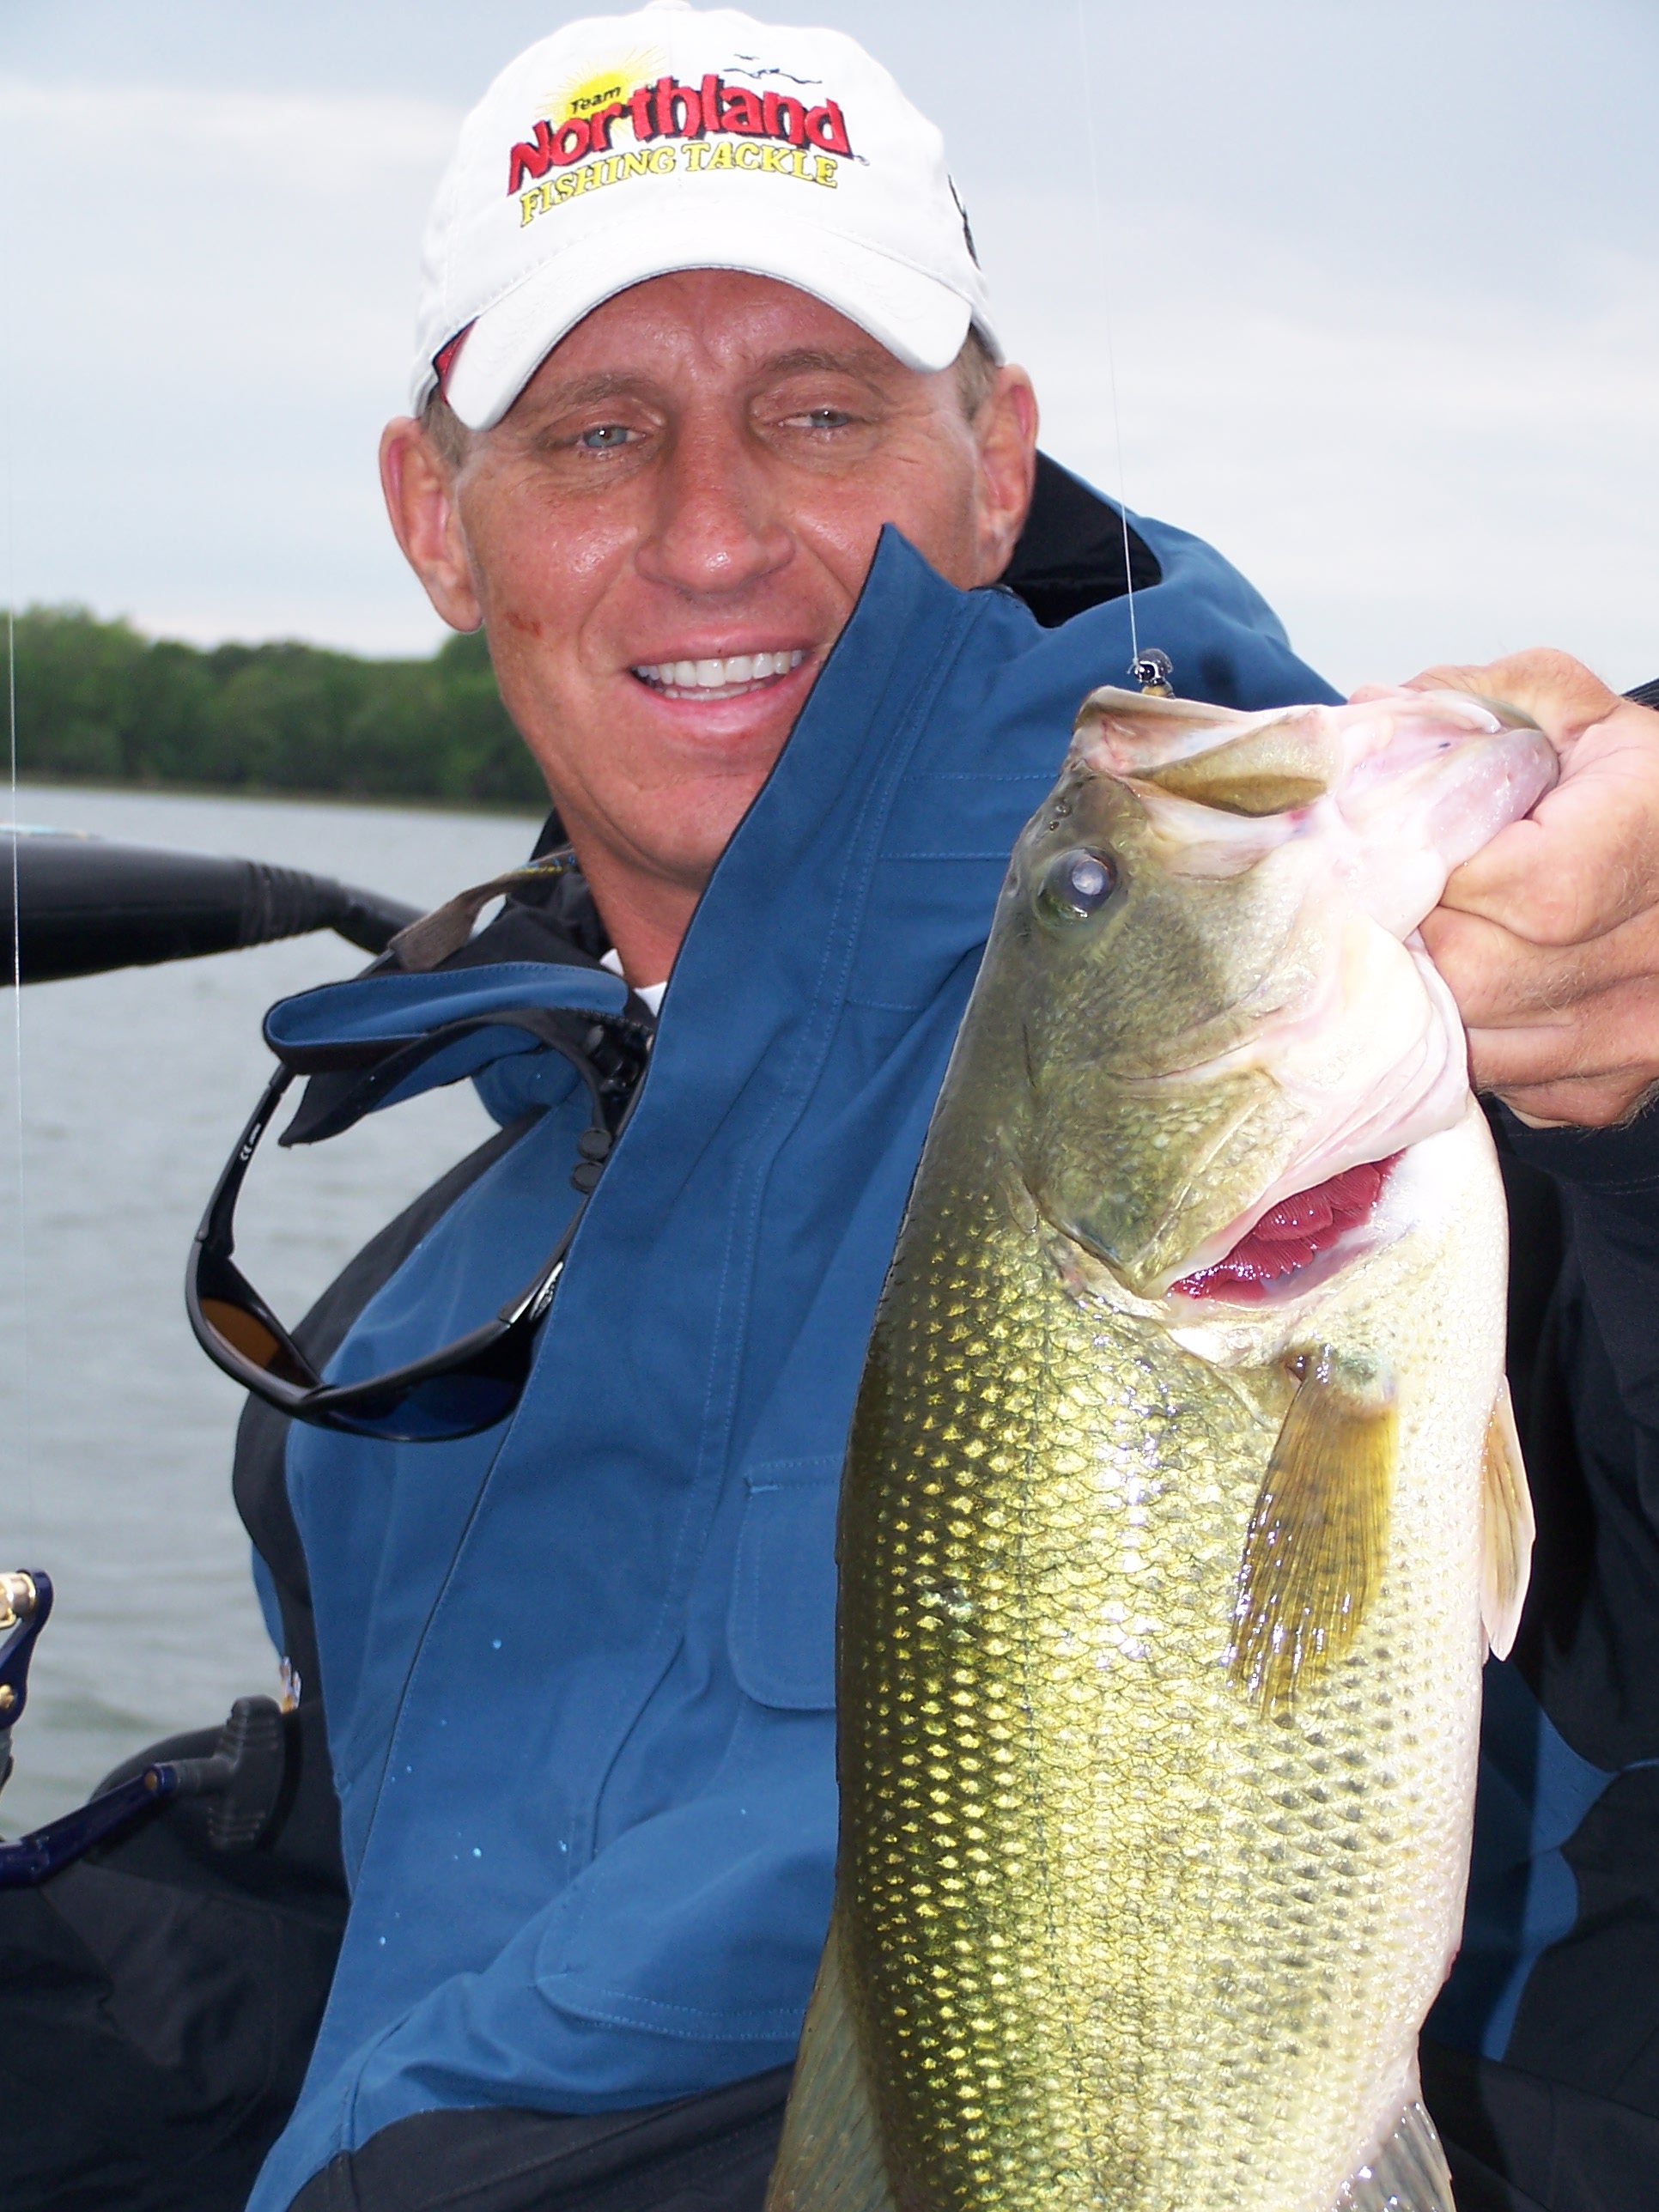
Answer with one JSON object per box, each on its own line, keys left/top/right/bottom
{"left": 443, "top": 191, "right": 981, "bottom": 430}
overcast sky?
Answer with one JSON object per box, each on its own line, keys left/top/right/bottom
{"left": 2, "top": 0, "right": 1655, "bottom": 693}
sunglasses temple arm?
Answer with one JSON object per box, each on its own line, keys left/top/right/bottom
{"left": 512, "top": 1048, "right": 656, "bottom": 1326}
{"left": 194, "top": 1065, "right": 295, "bottom": 1256}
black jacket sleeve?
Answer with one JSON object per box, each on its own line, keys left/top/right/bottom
{"left": 1495, "top": 1100, "right": 1659, "bottom": 1773}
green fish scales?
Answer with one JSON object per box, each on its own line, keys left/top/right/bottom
{"left": 770, "top": 686, "right": 1553, "bottom": 2212}
{"left": 837, "top": 1151, "right": 1481, "bottom": 2212}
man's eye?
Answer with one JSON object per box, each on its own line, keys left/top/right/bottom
{"left": 786, "top": 407, "right": 854, "bottom": 430}
{"left": 574, "top": 423, "right": 636, "bottom": 451}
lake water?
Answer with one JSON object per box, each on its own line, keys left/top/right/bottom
{"left": 0, "top": 785, "right": 542, "bottom": 1833}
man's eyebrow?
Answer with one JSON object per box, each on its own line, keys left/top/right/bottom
{"left": 527, "top": 371, "right": 656, "bottom": 412}
{"left": 520, "top": 347, "right": 901, "bottom": 423}
{"left": 758, "top": 346, "right": 896, "bottom": 380}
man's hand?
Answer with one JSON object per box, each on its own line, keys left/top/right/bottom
{"left": 1389, "top": 648, "right": 1659, "bottom": 1128}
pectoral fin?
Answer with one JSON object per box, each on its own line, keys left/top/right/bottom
{"left": 766, "top": 1908, "right": 897, "bottom": 2212}
{"left": 1229, "top": 1346, "right": 1396, "bottom": 1717}
{"left": 1480, "top": 1379, "right": 1534, "bottom": 1661}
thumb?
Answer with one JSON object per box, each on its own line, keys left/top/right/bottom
{"left": 1399, "top": 648, "right": 1620, "bottom": 754}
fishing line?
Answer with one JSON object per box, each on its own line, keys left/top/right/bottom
{"left": 2, "top": 118, "right": 35, "bottom": 1550}
{"left": 1073, "top": 0, "right": 1141, "bottom": 666}
{"left": 6, "top": 626, "right": 30, "bottom": 1554}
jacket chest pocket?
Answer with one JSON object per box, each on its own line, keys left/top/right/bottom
{"left": 727, "top": 1458, "right": 842, "bottom": 1711}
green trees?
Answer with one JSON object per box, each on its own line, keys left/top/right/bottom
{"left": 4, "top": 608, "right": 548, "bottom": 810}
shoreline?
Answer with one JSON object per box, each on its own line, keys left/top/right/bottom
{"left": 5, "top": 776, "right": 545, "bottom": 826}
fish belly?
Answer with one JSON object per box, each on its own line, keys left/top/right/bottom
{"left": 819, "top": 1112, "right": 1503, "bottom": 2212}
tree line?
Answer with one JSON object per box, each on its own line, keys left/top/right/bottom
{"left": 5, "top": 605, "right": 548, "bottom": 811}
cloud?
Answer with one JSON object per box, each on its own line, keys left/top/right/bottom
{"left": 0, "top": 75, "right": 456, "bottom": 196}
{"left": 982, "top": 188, "right": 1659, "bottom": 690}
{"left": 1, "top": 9, "right": 1654, "bottom": 690}
{"left": 0, "top": 76, "right": 463, "bottom": 653}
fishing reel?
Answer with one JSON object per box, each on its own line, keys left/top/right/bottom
{"left": 0, "top": 1568, "right": 287, "bottom": 1887}
{"left": 0, "top": 1571, "right": 49, "bottom": 1796}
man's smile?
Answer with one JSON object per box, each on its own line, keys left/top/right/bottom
{"left": 629, "top": 647, "right": 809, "bottom": 702}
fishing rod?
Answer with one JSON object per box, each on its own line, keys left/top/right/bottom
{"left": 0, "top": 827, "right": 420, "bottom": 984}
{"left": 0, "top": 1572, "right": 287, "bottom": 1881}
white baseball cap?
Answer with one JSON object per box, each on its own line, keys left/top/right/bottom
{"left": 411, "top": 0, "right": 999, "bottom": 430}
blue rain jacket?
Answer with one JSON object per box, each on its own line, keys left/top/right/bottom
{"left": 251, "top": 520, "right": 1337, "bottom": 2208}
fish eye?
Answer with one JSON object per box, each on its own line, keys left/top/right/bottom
{"left": 1038, "top": 847, "right": 1120, "bottom": 924}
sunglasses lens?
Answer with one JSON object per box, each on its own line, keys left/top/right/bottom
{"left": 333, "top": 1370, "right": 523, "bottom": 1443}
{"left": 192, "top": 1054, "right": 567, "bottom": 1441}
{"left": 329, "top": 1317, "right": 538, "bottom": 1441}
{"left": 198, "top": 1294, "right": 316, "bottom": 1389}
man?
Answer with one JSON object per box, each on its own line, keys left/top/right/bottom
{"left": 7, "top": 8, "right": 1657, "bottom": 2211}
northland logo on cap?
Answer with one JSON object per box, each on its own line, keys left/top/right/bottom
{"left": 506, "top": 32, "right": 858, "bottom": 240}
{"left": 508, "top": 64, "right": 854, "bottom": 213}
{"left": 412, "top": 5, "right": 997, "bottom": 431}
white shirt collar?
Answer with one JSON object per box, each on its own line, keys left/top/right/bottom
{"left": 600, "top": 946, "right": 667, "bottom": 1018}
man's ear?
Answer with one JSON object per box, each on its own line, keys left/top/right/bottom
{"left": 970, "top": 365, "right": 1039, "bottom": 586}
{"left": 380, "top": 416, "right": 485, "bottom": 633}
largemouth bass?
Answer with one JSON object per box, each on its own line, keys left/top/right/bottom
{"left": 769, "top": 687, "right": 1555, "bottom": 2212}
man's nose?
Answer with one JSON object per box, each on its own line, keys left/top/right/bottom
{"left": 635, "top": 417, "right": 793, "bottom": 598}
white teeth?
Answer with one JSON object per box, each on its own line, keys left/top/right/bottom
{"left": 634, "top": 648, "right": 806, "bottom": 694}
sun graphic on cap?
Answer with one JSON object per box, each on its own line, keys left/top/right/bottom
{"left": 545, "top": 47, "right": 663, "bottom": 126}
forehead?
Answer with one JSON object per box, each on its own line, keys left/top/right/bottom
{"left": 510, "top": 268, "right": 918, "bottom": 408}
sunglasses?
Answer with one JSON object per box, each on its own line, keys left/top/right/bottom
{"left": 187, "top": 1008, "right": 647, "bottom": 1442}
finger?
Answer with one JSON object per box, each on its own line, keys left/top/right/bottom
{"left": 1421, "top": 900, "right": 1659, "bottom": 1023}
{"left": 1434, "top": 704, "right": 1659, "bottom": 942}
{"left": 1397, "top": 647, "right": 1623, "bottom": 750}
{"left": 1480, "top": 1068, "right": 1659, "bottom": 1131}
{"left": 1464, "top": 973, "right": 1659, "bottom": 1095}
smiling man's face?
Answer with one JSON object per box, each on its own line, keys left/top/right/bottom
{"left": 383, "top": 268, "right": 1036, "bottom": 980}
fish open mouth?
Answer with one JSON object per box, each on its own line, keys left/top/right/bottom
{"left": 1170, "top": 1155, "right": 1401, "bottom": 1302}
